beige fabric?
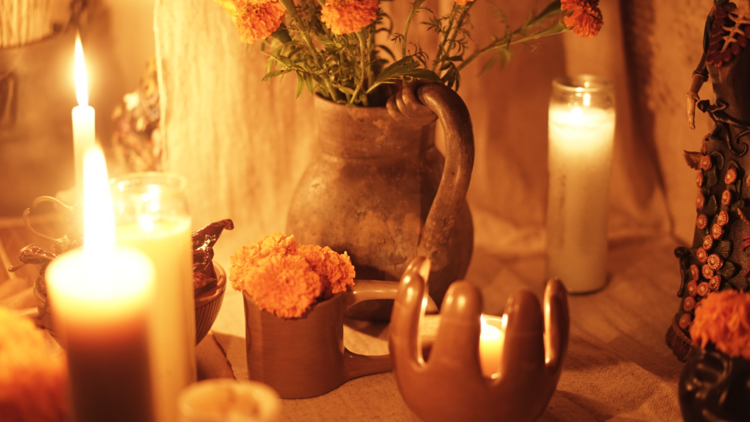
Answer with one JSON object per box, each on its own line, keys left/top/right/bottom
{"left": 156, "top": 0, "right": 721, "bottom": 420}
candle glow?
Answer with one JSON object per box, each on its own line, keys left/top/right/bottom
{"left": 72, "top": 33, "right": 96, "bottom": 203}
{"left": 479, "top": 314, "right": 505, "bottom": 378}
{"left": 46, "top": 148, "right": 156, "bottom": 422}
{"left": 74, "top": 34, "right": 88, "bottom": 106}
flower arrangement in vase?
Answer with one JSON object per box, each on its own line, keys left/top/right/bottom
{"left": 213, "top": 0, "right": 603, "bottom": 105}
{"left": 214, "top": 0, "right": 604, "bottom": 318}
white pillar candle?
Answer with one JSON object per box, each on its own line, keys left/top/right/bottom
{"left": 111, "top": 173, "right": 196, "bottom": 422}
{"left": 547, "top": 75, "right": 615, "bottom": 294}
{"left": 479, "top": 314, "right": 505, "bottom": 378}
{"left": 46, "top": 148, "right": 156, "bottom": 422}
{"left": 72, "top": 34, "right": 95, "bottom": 203}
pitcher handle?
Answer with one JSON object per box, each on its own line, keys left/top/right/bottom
{"left": 413, "top": 84, "right": 474, "bottom": 271}
{"left": 343, "top": 279, "right": 418, "bottom": 380}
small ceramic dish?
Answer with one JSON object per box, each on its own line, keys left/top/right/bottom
{"left": 34, "top": 261, "right": 226, "bottom": 345}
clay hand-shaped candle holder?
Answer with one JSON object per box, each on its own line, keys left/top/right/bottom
{"left": 389, "top": 257, "right": 570, "bottom": 422}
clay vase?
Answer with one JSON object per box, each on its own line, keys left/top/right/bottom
{"left": 242, "top": 279, "right": 401, "bottom": 399}
{"left": 679, "top": 347, "right": 750, "bottom": 422}
{"left": 287, "top": 83, "right": 475, "bottom": 320}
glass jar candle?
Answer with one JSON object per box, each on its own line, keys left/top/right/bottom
{"left": 547, "top": 75, "right": 615, "bottom": 293}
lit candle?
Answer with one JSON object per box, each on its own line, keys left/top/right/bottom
{"left": 547, "top": 75, "right": 615, "bottom": 293}
{"left": 72, "top": 34, "right": 95, "bottom": 203}
{"left": 178, "top": 380, "right": 281, "bottom": 422}
{"left": 111, "top": 173, "right": 196, "bottom": 422}
{"left": 479, "top": 315, "right": 504, "bottom": 378}
{"left": 46, "top": 148, "right": 156, "bottom": 422}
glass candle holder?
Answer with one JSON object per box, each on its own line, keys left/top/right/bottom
{"left": 547, "top": 75, "right": 615, "bottom": 294}
{"left": 110, "top": 172, "right": 195, "bottom": 422}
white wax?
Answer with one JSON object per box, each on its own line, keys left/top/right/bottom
{"left": 547, "top": 105, "right": 615, "bottom": 293}
{"left": 46, "top": 247, "right": 155, "bottom": 422}
{"left": 117, "top": 216, "right": 196, "bottom": 422}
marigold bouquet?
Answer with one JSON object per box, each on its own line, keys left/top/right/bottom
{"left": 214, "top": 0, "right": 603, "bottom": 106}
{"left": 690, "top": 289, "right": 750, "bottom": 360}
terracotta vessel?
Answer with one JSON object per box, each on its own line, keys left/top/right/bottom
{"left": 242, "top": 279, "right": 404, "bottom": 399}
{"left": 390, "top": 257, "right": 569, "bottom": 422}
{"left": 679, "top": 347, "right": 750, "bottom": 422}
{"left": 287, "top": 83, "right": 475, "bottom": 320}
{"left": 35, "top": 261, "right": 226, "bottom": 346}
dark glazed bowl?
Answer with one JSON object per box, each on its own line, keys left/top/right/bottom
{"left": 679, "top": 346, "right": 750, "bottom": 422}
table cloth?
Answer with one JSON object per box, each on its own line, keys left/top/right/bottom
{"left": 1, "top": 216, "right": 685, "bottom": 421}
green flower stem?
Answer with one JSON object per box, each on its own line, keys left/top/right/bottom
{"left": 432, "top": 4, "right": 459, "bottom": 72}
{"left": 456, "top": 21, "right": 569, "bottom": 72}
{"left": 279, "top": 0, "right": 340, "bottom": 102}
{"left": 438, "top": 2, "right": 473, "bottom": 77}
{"left": 350, "top": 30, "right": 370, "bottom": 106}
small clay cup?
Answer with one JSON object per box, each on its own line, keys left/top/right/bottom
{"left": 243, "top": 280, "right": 400, "bottom": 399}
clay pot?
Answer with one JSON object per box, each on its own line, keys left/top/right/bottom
{"left": 242, "top": 279, "right": 400, "bottom": 399}
{"left": 287, "top": 84, "right": 475, "bottom": 320}
{"left": 679, "top": 346, "right": 750, "bottom": 422}
{"left": 34, "top": 261, "right": 226, "bottom": 346}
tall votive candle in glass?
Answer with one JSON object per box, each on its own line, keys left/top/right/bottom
{"left": 547, "top": 75, "right": 615, "bottom": 293}
{"left": 111, "top": 173, "right": 196, "bottom": 422}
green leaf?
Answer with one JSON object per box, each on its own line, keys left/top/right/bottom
{"left": 367, "top": 56, "right": 440, "bottom": 93}
{"left": 295, "top": 74, "right": 304, "bottom": 98}
{"left": 716, "top": 240, "right": 732, "bottom": 259}
{"left": 710, "top": 150, "right": 725, "bottom": 171}
{"left": 262, "top": 69, "right": 291, "bottom": 81}
{"left": 719, "top": 261, "right": 738, "bottom": 279}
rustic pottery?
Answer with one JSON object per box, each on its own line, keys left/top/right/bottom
{"left": 679, "top": 346, "right": 750, "bottom": 422}
{"left": 390, "top": 257, "right": 570, "bottom": 422}
{"left": 668, "top": 0, "right": 750, "bottom": 360}
{"left": 35, "top": 261, "right": 226, "bottom": 346}
{"left": 287, "top": 83, "right": 474, "bottom": 320}
{"left": 242, "top": 279, "right": 404, "bottom": 399}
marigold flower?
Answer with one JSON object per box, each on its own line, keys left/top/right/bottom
{"left": 700, "top": 155, "right": 712, "bottom": 171}
{"left": 452, "top": 0, "right": 475, "bottom": 6}
{"left": 0, "top": 308, "right": 69, "bottom": 422}
{"left": 684, "top": 296, "right": 696, "bottom": 312}
{"left": 701, "top": 265, "right": 714, "bottom": 280}
{"left": 709, "top": 275, "right": 722, "bottom": 291}
{"left": 697, "top": 171, "right": 704, "bottom": 188}
{"left": 707, "top": 254, "right": 723, "bottom": 271}
{"left": 691, "top": 264, "right": 701, "bottom": 280}
{"left": 696, "top": 192, "right": 705, "bottom": 210}
{"left": 229, "top": 233, "right": 297, "bottom": 290}
{"left": 321, "top": 0, "right": 378, "bottom": 35}
{"left": 298, "top": 245, "right": 356, "bottom": 298}
{"left": 240, "top": 254, "right": 324, "bottom": 318}
{"left": 717, "top": 210, "right": 729, "bottom": 227}
{"left": 234, "top": 0, "right": 286, "bottom": 44}
{"left": 687, "top": 280, "right": 698, "bottom": 297}
{"left": 702, "top": 235, "right": 714, "bottom": 251}
{"left": 697, "top": 282, "right": 711, "bottom": 297}
{"left": 561, "top": 0, "right": 603, "bottom": 39}
{"left": 690, "top": 290, "right": 750, "bottom": 359}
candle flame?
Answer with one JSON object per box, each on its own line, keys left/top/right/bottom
{"left": 74, "top": 34, "right": 89, "bottom": 106}
{"left": 83, "top": 147, "right": 115, "bottom": 280}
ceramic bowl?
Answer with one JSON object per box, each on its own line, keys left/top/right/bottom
{"left": 34, "top": 261, "right": 226, "bottom": 345}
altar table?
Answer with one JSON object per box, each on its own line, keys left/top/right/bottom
{"left": 0, "top": 216, "right": 685, "bottom": 421}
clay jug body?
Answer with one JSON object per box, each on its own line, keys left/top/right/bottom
{"left": 287, "top": 84, "right": 474, "bottom": 319}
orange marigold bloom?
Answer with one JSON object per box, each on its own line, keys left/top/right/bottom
{"left": 321, "top": 0, "right": 378, "bottom": 35}
{"left": 452, "top": 0, "right": 475, "bottom": 6}
{"left": 561, "top": 0, "right": 603, "bottom": 39}
{"left": 234, "top": 0, "right": 286, "bottom": 44}
{"left": 690, "top": 290, "right": 750, "bottom": 359}
{"left": 229, "top": 233, "right": 297, "bottom": 290}
{"left": 299, "top": 245, "right": 356, "bottom": 298}
{"left": 0, "top": 308, "right": 69, "bottom": 422}
{"left": 239, "top": 254, "right": 323, "bottom": 318}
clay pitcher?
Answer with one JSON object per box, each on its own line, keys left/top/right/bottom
{"left": 286, "top": 83, "right": 474, "bottom": 319}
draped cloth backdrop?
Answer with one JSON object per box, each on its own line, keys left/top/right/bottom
{"left": 154, "top": 0, "right": 711, "bottom": 274}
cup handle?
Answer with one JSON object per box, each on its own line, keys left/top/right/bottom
{"left": 343, "top": 279, "right": 437, "bottom": 380}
